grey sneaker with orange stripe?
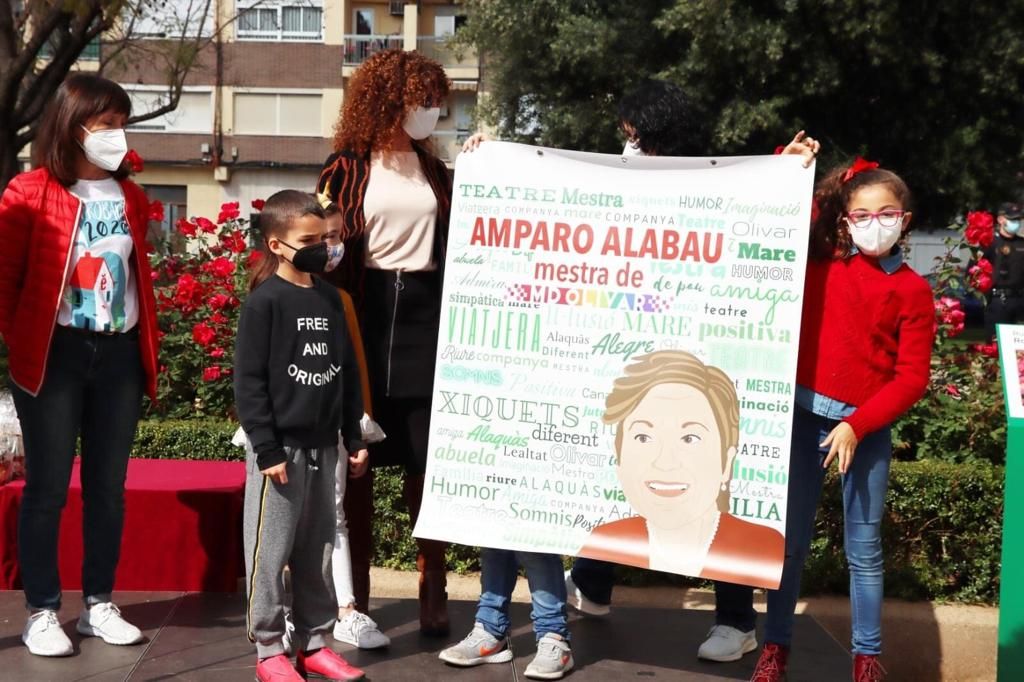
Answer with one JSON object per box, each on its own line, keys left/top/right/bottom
{"left": 525, "top": 632, "right": 574, "bottom": 680}
{"left": 438, "top": 622, "right": 513, "bottom": 667}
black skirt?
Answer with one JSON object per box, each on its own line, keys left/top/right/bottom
{"left": 361, "top": 268, "right": 441, "bottom": 472}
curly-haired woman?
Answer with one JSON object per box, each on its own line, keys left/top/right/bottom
{"left": 316, "top": 48, "right": 453, "bottom": 639}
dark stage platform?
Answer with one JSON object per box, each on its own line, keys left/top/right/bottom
{"left": 0, "top": 592, "right": 849, "bottom": 680}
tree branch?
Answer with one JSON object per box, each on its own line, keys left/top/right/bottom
{"left": 15, "top": 4, "right": 111, "bottom": 128}
{"left": 0, "top": 1, "right": 70, "bottom": 109}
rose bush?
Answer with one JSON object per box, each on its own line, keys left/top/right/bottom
{"left": 893, "top": 210, "right": 1007, "bottom": 465}
{"left": 147, "top": 199, "right": 264, "bottom": 418}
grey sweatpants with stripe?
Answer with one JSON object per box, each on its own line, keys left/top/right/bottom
{"left": 244, "top": 445, "right": 338, "bottom": 659}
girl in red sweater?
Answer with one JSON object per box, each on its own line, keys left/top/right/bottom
{"left": 750, "top": 161, "right": 935, "bottom": 682}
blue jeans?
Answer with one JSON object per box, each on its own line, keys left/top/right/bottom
{"left": 477, "top": 549, "right": 569, "bottom": 640}
{"left": 765, "top": 406, "right": 891, "bottom": 655}
{"left": 10, "top": 327, "right": 144, "bottom": 610}
{"left": 570, "top": 560, "right": 757, "bottom": 632}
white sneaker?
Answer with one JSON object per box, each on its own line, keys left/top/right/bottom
{"left": 697, "top": 624, "right": 757, "bottom": 662}
{"left": 333, "top": 610, "right": 390, "bottom": 649}
{"left": 525, "top": 633, "right": 574, "bottom": 680}
{"left": 76, "top": 602, "right": 144, "bottom": 645}
{"left": 564, "top": 570, "right": 610, "bottom": 617}
{"left": 23, "top": 610, "right": 73, "bottom": 657}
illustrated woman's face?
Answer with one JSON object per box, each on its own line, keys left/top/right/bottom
{"left": 617, "top": 383, "right": 733, "bottom": 530}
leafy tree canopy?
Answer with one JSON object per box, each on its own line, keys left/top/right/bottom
{"left": 457, "top": 0, "right": 1024, "bottom": 225}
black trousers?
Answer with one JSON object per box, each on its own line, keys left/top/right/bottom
{"left": 9, "top": 326, "right": 144, "bottom": 610}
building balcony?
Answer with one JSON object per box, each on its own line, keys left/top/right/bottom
{"left": 341, "top": 34, "right": 479, "bottom": 81}
{"left": 342, "top": 34, "right": 404, "bottom": 66}
{"left": 416, "top": 36, "right": 478, "bottom": 79}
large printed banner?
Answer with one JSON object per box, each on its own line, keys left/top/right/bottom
{"left": 413, "top": 142, "right": 815, "bottom": 588}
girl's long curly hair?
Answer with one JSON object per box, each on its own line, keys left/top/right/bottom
{"left": 810, "top": 164, "right": 912, "bottom": 261}
{"left": 332, "top": 49, "right": 450, "bottom": 156}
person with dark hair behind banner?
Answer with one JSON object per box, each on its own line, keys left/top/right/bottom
{"left": 559, "top": 77, "right": 821, "bottom": 665}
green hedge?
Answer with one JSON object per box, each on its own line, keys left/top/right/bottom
{"left": 127, "top": 420, "right": 1006, "bottom": 603}
{"left": 131, "top": 418, "right": 241, "bottom": 461}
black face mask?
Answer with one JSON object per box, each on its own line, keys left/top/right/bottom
{"left": 279, "top": 239, "right": 329, "bottom": 273}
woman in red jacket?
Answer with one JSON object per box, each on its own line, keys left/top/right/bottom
{"left": 0, "top": 74, "right": 160, "bottom": 658}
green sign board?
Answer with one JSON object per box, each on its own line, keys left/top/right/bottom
{"left": 997, "top": 323, "right": 1024, "bottom": 682}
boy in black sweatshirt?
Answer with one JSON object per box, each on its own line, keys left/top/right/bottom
{"left": 234, "top": 190, "right": 366, "bottom": 682}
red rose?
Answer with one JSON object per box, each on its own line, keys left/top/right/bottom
{"left": 943, "top": 384, "right": 961, "bottom": 398}
{"left": 202, "top": 366, "right": 222, "bottom": 382}
{"left": 246, "top": 250, "right": 265, "bottom": 269}
{"left": 251, "top": 198, "right": 266, "bottom": 211}
{"left": 969, "top": 258, "right": 994, "bottom": 293}
{"left": 221, "top": 229, "right": 248, "bottom": 254}
{"left": 209, "top": 348, "right": 226, "bottom": 359}
{"left": 209, "top": 293, "right": 232, "bottom": 309}
{"left": 217, "top": 201, "right": 241, "bottom": 224}
{"left": 174, "top": 274, "right": 205, "bottom": 311}
{"left": 964, "top": 211, "right": 995, "bottom": 248}
{"left": 935, "top": 296, "right": 965, "bottom": 337}
{"left": 125, "top": 149, "right": 144, "bottom": 173}
{"left": 176, "top": 218, "right": 198, "bottom": 238}
{"left": 210, "top": 311, "right": 229, "bottom": 325}
{"left": 972, "top": 342, "right": 999, "bottom": 358}
{"left": 196, "top": 217, "right": 217, "bottom": 234}
{"left": 148, "top": 199, "right": 165, "bottom": 222}
{"left": 205, "top": 256, "right": 236, "bottom": 279}
{"left": 192, "top": 322, "right": 217, "bottom": 347}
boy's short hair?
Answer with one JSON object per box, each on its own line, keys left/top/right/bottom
{"left": 259, "top": 190, "right": 326, "bottom": 238}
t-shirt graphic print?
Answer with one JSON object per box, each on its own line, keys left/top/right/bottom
{"left": 57, "top": 178, "right": 139, "bottom": 333}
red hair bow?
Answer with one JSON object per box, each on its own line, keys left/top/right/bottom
{"left": 842, "top": 157, "right": 879, "bottom": 183}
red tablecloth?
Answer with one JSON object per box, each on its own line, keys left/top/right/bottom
{"left": 0, "top": 458, "right": 245, "bottom": 592}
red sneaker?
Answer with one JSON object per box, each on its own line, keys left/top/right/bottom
{"left": 296, "top": 647, "right": 365, "bottom": 681}
{"left": 256, "top": 654, "right": 303, "bottom": 681}
{"left": 750, "top": 643, "right": 789, "bottom": 682}
{"left": 854, "top": 654, "right": 886, "bottom": 682}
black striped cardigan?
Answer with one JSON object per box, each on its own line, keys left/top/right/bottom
{"left": 315, "top": 145, "right": 453, "bottom": 316}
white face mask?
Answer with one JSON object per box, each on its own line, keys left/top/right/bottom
{"left": 402, "top": 106, "right": 440, "bottom": 140}
{"left": 846, "top": 216, "right": 903, "bottom": 257}
{"left": 622, "top": 140, "right": 645, "bottom": 157}
{"left": 325, "top": 242, "right": 345, "bottom": 272}
{"left": 79, "top": 126, "right": 128, "bottom": 171}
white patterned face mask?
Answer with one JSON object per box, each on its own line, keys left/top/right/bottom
{"left": 622, "top": 140, "right": 645, "bottom": 157}
{"left": 79, "top": 126, "right": 128, "bottom": 171}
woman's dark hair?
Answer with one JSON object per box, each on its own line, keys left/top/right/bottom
{"left": 34, "top": 73, "right": 132, "bottom": 186}
{"left": 618, "top": 78, "right": 704, "bottom": 157}
{"left": 810, "top": 164, "right": 913, "bottom": 260}
{"left": 249, "top": 190, "right": 327, "bottom": 290}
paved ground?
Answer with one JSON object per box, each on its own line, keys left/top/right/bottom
{"left": 0, "top": 590, "right": 847, "bottom": 681}
{"left": 0, "top": 568, "right": 999, "bottom": 681}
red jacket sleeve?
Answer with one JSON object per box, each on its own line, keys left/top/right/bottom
{"left": 844, "top": 277, "right": 935, "bottom": 439}
{"left": 0, "top": 177, "right": 33, "bottom": 338}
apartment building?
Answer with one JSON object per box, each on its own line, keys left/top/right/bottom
{"left": 22, "top": 1, "right": 479, "bottom": 240}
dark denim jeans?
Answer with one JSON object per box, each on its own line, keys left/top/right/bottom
{"left": 10, "top": 326, "right": 144, "bottom": 610}
{"left": 570, "top": 558, "right": 757, "bottom": 632}
{"left": 477, "top": 548, "right": 569, "bottom": 641}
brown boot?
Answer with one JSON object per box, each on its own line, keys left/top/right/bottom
{"left": 404, "top": 475, "right": 450, "bottom": 636}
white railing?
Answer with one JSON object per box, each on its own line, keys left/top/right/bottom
{"left": 343, "top": 34, "right": 404, "bottom": 65}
